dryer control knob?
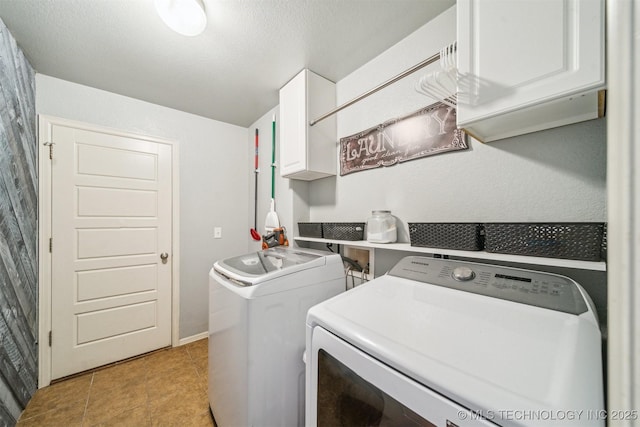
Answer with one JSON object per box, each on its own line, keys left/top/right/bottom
{"left": 452, "top": 266, "right": 475, "bottom": 282}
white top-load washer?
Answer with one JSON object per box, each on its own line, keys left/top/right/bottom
{"left": 209, "top": 246, "right": 344, "bottom": 427}
{"left": 306, "top": 256, "right": 604, "bottom": 427}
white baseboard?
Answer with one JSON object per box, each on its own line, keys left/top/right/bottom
{"left": 178, "top": 331, "right": 209, "bottom": 346}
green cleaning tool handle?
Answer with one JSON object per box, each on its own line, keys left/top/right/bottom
{"left": 271, "top": 117, "right": 276, "bottom": 199}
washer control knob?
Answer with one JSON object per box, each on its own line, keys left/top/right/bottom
{"left": 452, "top": 266, "right": 475, "bottom": 282}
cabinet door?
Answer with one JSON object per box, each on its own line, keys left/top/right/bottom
{"left": 280, "top": 71, "right": 307, "bottom": 177}
{"left": 457, "top": 0, "right": 605, "bottom": 127}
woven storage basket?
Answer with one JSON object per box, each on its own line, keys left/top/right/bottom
{"left": 409, "top": 223, "right": 484, "bottom": 251}
{"left": 298, "top": 222, "right": 323, "bottom": 238}
{"left": 322, "top": 223, "right": 365, "bottom": 241}
{"left": 484, "top": 223, "right": 605, "bottom": 261}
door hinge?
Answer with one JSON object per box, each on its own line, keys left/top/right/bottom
{"left": 43, "top": 142, "right": 55, "bottom": 160}
{"left": 48, "top": 331, "right": 52, "bottom": 347}
{"left": 49, "top": 237, "right": 52, "bottom": 253}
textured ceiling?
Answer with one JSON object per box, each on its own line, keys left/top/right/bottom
{"left": 0, "top": 0, "right": 455, "bottom": 127}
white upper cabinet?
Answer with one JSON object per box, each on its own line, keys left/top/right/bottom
{"left": 279, "top": 69, "right": 336, "bottom": 180}
{"left": 456, "top": 0, "right": 605, "bottom": 142}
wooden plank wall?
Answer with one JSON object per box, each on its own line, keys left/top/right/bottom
{"left": 0, "top": 18, "right": 38, "bottom": 426}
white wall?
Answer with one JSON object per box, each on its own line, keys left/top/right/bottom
{"left": 309, "top": 6, "right": 606, "bottom": 235}
{"left": 36, "top": 74, "right": 249, "bottom": 339}
{"left": 605, "top": 0, "right": 640, "bottom": 412}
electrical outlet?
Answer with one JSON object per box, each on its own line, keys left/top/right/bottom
{"left": 214, "top": 227, "right": 222, "bottom": 238}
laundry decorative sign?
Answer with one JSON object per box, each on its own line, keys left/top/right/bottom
{"left": 340, "top": 104, "right": 467, "bottom": 176}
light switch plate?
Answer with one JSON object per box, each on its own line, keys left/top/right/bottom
{"left": 214, "top": 227, "right": 222, "bottom": 238}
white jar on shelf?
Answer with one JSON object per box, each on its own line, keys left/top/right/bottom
{"left": 366, "top": 210, "right": 397, "bottom": 243}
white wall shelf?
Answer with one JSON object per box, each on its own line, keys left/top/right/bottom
{"left": 294, "top": 237, "right": 606, "bottom": 272}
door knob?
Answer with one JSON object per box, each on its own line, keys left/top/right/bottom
{"left": 160, "top": 252, "right": 169, "bottom": 264}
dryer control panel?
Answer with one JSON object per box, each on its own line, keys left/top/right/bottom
{"left": 388, "top": 256, "right": 589, "bottom": 315}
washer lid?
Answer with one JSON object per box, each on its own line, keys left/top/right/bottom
{"left": 214, "top": 247, "right": 326, "bottom": 285}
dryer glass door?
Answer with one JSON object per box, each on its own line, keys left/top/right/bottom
{"left": 308, "top": 326, "right": 497, "bottom": 427}
{"left": 318, "top": 349, "right": 435, "bottom": 426}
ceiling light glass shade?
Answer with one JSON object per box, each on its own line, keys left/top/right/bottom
{"left": 154, "top": 0, "right": 207, "bottom": 36}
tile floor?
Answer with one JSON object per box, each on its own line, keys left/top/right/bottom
{"left": 17, "top": 339, "right": 215, "bottom": 427}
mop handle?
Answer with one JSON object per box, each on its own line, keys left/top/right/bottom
{"left": 255, "top": 129, "right": 259, "bottom": 171}
{"left": 254, "top": 129, "right": 259, "bottom": 230}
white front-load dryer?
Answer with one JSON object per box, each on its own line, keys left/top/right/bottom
{"left": 208, "top": 246, "right": 345, "bottom": 427}
{"left": 306, "top": 256, "right": 604, "bottom": 427}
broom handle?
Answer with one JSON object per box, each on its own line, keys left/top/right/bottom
{"left": 271, "top": 116, "right": 276, "bottom": 200}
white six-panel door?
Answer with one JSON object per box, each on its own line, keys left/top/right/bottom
{"left": 47, "top": 122, "right": 173, "bottom": 380}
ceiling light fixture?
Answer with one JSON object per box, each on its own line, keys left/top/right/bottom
{"left": 154, "top": 0, "right": 207, "bottom": 37}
